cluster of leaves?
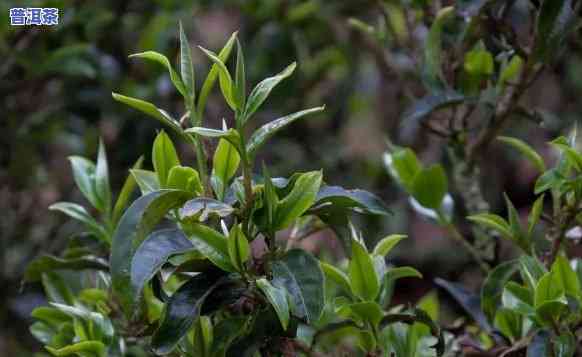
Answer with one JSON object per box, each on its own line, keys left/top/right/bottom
{"left": 25, "top": 24, "right": 444, "bottom": 357}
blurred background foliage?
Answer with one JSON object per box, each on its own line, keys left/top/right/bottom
{"left": 1, "top": 0, "right": 581, "bottom": 354}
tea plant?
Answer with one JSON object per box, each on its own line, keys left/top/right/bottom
{"left": 25, "top": 24, "right": 444, "bottom": 357}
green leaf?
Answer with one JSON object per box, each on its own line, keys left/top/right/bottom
{"left": 190, "top": 316, "right": 213, "bottom": 357}
{"left": 25, "top": 255, "right": 108, "bottom": 282}
{"left": 271, "top": 249, "right": 325, "bottom": 323}
{"left": 110, "top": 190, "right": 194, "bottom": 318}
{"left": 534, "top": 168, "right": 564, "bottom": 194}
{"left": 151, "top": 271, "right": 227, "bottom": 355}
{"left": 528, "top": 194, "right": 545, "bottom": 237}
{"left": 535, "top": 300, "right": 567, "bottom": 325}
{"left": 167, "top": 166, "right": 202, "bottom": 194}
{"left": 504, "top": 193, "right": 529, "bottom": 251}
{"left": 481, "top": 260, "right": 519, "bottom": 322}
{"left": 227, "top": 225, "right": 250, "bottom": 272}
{"left": 256, "top": 278, "right": 290, "bottom": 330}
{"left": 533, "top": 0, "right": 576, "bottom": 63}
{"left": 179, "top": 22, "right": 195, "bottom": 108}
{"left": 274, "top": 171, "right": 322, "bottom": 230}
{"left": 246, "top": 106, "right": 325, "bottom": 157}
{"left": 130, "top": 228, "right": 194, "bottom": 305}
{"left": 349, "top": 301, "right": 383, "bottom": 327}
{"left": 179, "top": 198, "right": 234, "bottom": 222}
{"left": 49, "top": 202, "right": 108, "bottom": 243}
{"left": 321, "top": 261, "right": 351, "bottom": 295}
{"left": 384, "top": 148, "right": 422, "bottom": 191}
{"left": 423, "top": 6, "right": 455, "bottom": 89}
{"left": 384, "top": 266, "right": 423, "bottom": 281}
{"left": 551, "top": 255, "right": 581, "bottom": 299}
{"left": 534, "top": 271, "right": 565, "bottom": 307}
{"left": 468, "top": 213, "right": 513, "bottom": 239}
{"left": 183, "top": 223, "right": 235, "bottom": 272}
{"left": 95, "top": 139, "right": 111, "bottom": 216}
{"left": 31, "top": 306, "right": 70, "bottom": 327}
{"left": 46, "top": 341, "right": 106, "bottom": 357}
{"left": 502, "top": 282, "right": 535, "bottom": 316}
{"left": 50, "top": 303, "right": 114, "bottom": 343}
{"left": 312, "top": 185, "right": 391, "bottom": 216}
{"left": 494, "top": 308, "right": 522, "bottom": 342}
{"left": 519, "top": 255, "right": 547, "bottom": 289}
{"left": 212, "top": 139, "right": 241, "bottom": 200}
{"left": 152, "top": 130, "right": 181, "bottom": 187}
{"left": 185, "top": 127, "right": 242, "bottom": 155}
{"left": 68, "top": 156, "right": 101, "bottom": 211}
{"left": 198, "top": 46, "right": 236, "bottom": 110}
{"left": 498, "top": 136, "right": 546, "bottom": 173}
{"left": 499, "top": 55, "right": 524, "bottom": 86}
{"left": 464, "top": 45, "right": 494, "bottom": 77}
{"left": 411, "top": 165, "right": 447, "bottom": 210}
{"left": 373, "top": 234, "right": 407, "bottom": 257}
{"left": 42, "top": 272, "right": 75, "bottom": 305}
{"left": 211, "top": 317, "right": 249, "bottom": 356}
{"left": 242, "top": 62, "right": 297, "bottom": 125}
{"left": 129, "top": 51, "right": 187, "bottom": 98}
{"left": 234, "top": 38, "right": 246, "bottom": 112}
{"left": 349, "top": 240, "right": 379, "bottom": 301}
{"left": 130, "top": 169, "right": 160, "bottom": 195}
{"left": 197, "top": 32, "right": 237, "bottom": 119}
{"left": 112, "top": 93, "right": 182, "bottom": 135}
{"left": 551, "top": 141, "right": 582, "bottom": 171}
{"left": 113, "top": 156, "right": 144, "bottom": 225}
{"left": 554, "top": 331, "right": 576, "bottom": 357}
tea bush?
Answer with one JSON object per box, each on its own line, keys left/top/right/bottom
{"left": 23, "top": 1, "right": 582, "bottom": 356}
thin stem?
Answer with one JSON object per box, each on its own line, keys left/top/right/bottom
{"left": 236, "top": 112, "right": 255, "bottom": 237}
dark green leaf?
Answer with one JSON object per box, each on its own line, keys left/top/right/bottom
{"left": 435, "top": 278, "right": 492, "bottom": 332}
{"left": 271, "top": 249, "right": 325, "bottom": 323}
{"left": 527, "top": 330, "right": 551, "bottom": 357}
{"left": 49, "top": 202, "right": 109, "bottom": 243}
{"left": 25, "top": 255, "right": 108, "bottom": 282}
{"left": 179, "top": 198, "right": 234, "bottom": 222}
{"left": 227, "top": 225, "right": 250, "bottom": 272}
{"left": 403, "top": 90, "right": 465, "bottom": 124}
{"left": 533, "top": 0, "right": 576, "bottom": 63}
{"left": 130, "top": 228, "right": 194, "bottom": 305}
{"left": 481, "top": 260, "right": 519, "bottom": 322}
{"left": 151, "top": 271, "right": 227, "bottom": 355}
{"left": 182, "top": 223, "right": 235, "bottom": 272}
{"left": 312, "top": 185, "right": 391, "bottom": 216}
{"left": 423, "top": 6, "right": 455, "bottom": 89}
{"left": 110, "top": 190, "right": 194, "bottom": 318}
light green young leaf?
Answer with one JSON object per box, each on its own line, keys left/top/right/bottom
{"left": 130, "top": 169, "right": 160, "bottom": 195}
{"left": 423, "top": 6, "right": 455, "bottom": 89}
{"left": 464, "top": 44, "right": 494, "bottom": 77}
{"left": 191, "top": 316, "right": 213, "bottom": 357}
{"left": 152, "top": 130, "right": 181, "bottom": 187}
{"left": 234, "top": 38, "right": 246, "bottom": 112}
{"left": 179, "top": 22, "right": 195, "bottom": 109}
{"left": 167, "top": 166, "right": 202, "bottom": 194}
{"left": 534, "top": 271, "right": 565, "bottom": 308}
{"left": 504, "top": 193, "right": 529, "bottom": 251}
{"left": 385, "top": 266, "right": 423, "bottom": 281}
{"left": 468, "top": 213, "right": 513, "bottom": 239}
{"left": 246, "top": 106, "right": 325, "bottom": 158}
{"left": 502, "top": 282, "right": 535, "bottom": 315}
{"left": 499, "top": 55, "right": 523, "bottom": 86}
{"left": 349, "top": 239, "right": 379, "bottom": 301}
{"left": 113, "top": 156, "right": 144, "bottom": 225}
{"left": 274, "top": 171, "right": 322, "bottom": 230}
{"left": 384, "top": 147, "right": 422, "bottom": 191}
{"left": 498, "top": 136, "right": 546, "bottom": 173}
{"left": 68, "top": 156, "right": 101, "bottom": 211}
{"left": 227, "top": 225, "right": 250, "bottom": 272}
{"left": 481, "top": 260, "right": 519, "bottom": 322}
{"left": 321, "top": 261, "right": 351, "bottom": 295}
{"left": 197, "top": 32, "right": 237, "bottom": 119}
{"left": 129, "top": 51, "right": 187, "bottom": 98}
{"left": 46, "top": 341, "right": 106, "bottom": 357}
{"left": 198, "top": 46, "right": 236, "bottom": 110}
{"left": 551, "top": 255, "right": 581, "bottom": 299}
{"left": 212, "top": 139, "right": 241, "bottom": 200}
{"left": 373, "top": 234, "right": 407, "bottom": 257}
{"left": 112, "top": 93, "right": 183, "bottom": 134}
{"left": 95, "top": 139, "right": 111, "bottom": 216}
{"left": 185, "top": 127, "right": 243, "bottom": 155}
{"left": 411, "top": 165, "right": 447, "bottom": 210}
{"left": 527, "top": 194, "right": 545, "bottom": 237}
{"left": 242, "top": 62, "right": 297, "bottom": 125}
{"left": 256, "top": 278, "right": 290, "bottom": 330}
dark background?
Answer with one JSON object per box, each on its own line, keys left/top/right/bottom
{"left": 1, "top": 0, "right": 580, "bottom": 354}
